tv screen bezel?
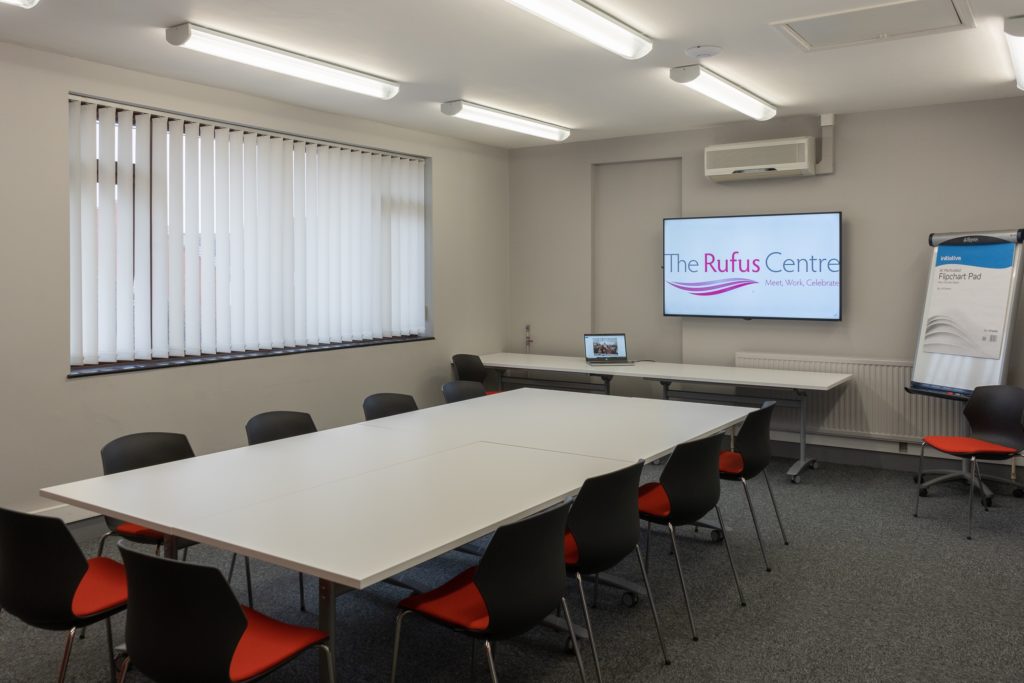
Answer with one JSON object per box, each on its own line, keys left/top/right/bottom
{"left": 662, "top": 210, "right": 843, "bottom": 322}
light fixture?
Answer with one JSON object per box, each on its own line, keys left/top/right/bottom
{"left": 1006, "top": 16, "right": 1024, "bottom": 91}
{"left": 441, "top": 100, "right": 571, "bottom": 141}
{"left": 0, "top": 0, "right": 40, "bottom": 8}
{"left": 670, "top": 65, "right": 776, "bottom": 121}
{"left": 165, "top": 23, "right": 399, "bottom": 100}
{"left": 502, "top": 0, "right": 652, "bottom": 60}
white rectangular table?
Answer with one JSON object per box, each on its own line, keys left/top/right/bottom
{"left": 480, "top": 353, "right": 853, "bottom": 482}
{"left": 41, "top": 389, "right": 752, "bottom": 682}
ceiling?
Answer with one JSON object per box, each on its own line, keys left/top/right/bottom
{"left": 0, "top": 0, "right": 1021, "bottom": 148}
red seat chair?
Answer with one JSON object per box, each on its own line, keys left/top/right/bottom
{"left": 0, "top": 507, "right": 128, "bottom": 683}
{"left": 390, "top": 503, "right": 587, "bottom": 682}
{"left": 914, "top": 385, "right": 1024, "bottom": 539}
{"left": 116, "top": 545, "right": 334, "bottom": 683}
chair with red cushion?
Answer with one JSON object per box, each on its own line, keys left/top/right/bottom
{"left": 363, "top": 393, "right": 418, "bottom": 421}
{"left": 638, "top": 434, "right": 745, "bottom": 643}
{"left": 98, "top": 432, "right": 254, "bottom": 606}
{"left": 914, "top": 385, "right": 1024, "bottom": 539}
{"left": 565, "top": 462, "right": 670, "bottom": 681}
{"left": 442, "top": 380, "right": 487, "bottom": 404}
{"left": 718, "top": 402, "right": 788, "bottom": 573}
{"left": 0, "top": 507, "right": 128, "bottom": 683}
{"left": 452, "top": 354, "right": 499, "bottom": 394}
{"left": 390, "top": 503, "right": 587, "bottom": 682}
{"left": 116, "top": 545, "right": 334, "bottom": 683}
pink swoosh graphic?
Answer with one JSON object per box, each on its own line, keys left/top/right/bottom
{"left": 667, "top": 278, "right": 757, "bottom": 296}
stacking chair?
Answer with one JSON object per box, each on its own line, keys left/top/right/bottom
{"left": 363, "top": 393, "right": 418, "bottom": 421}
{"left": 244, "top": 411, "right": 318, "bottom": 611}
{"left": 914, "top": 385, "right": 1024, "bottom": 539}
{"left": 442, "top": 380, "right": 487, "bottom": 404}
{"left": 0, "top": 507, "right": 128, "bottom": 683}
{"left": 565, "top": 462, "right": 670, "bottom": 681}
{"left": 117, "top": 546, "right": 333, "bottom": 683}
{"left": 718, "top": 402, "right": 789, "bottom": 572}
{"left": 390, "top": 503, "right": 587, "bottom": 682}
{"left": 638, "top": 434, "right": 746, "bottom": 642}
{"left": 98, "top": 432, "right": 254, "bottom": 606}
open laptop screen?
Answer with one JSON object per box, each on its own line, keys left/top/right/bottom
{"left": 584, "top": 334, "right": 627, "bottom": 361}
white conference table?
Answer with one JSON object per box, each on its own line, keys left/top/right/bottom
{"left": 41, "top": 389, "right": 752, "bottom": 682}
{"left": 480, "top": 353, "right": 853, "bottom": 482}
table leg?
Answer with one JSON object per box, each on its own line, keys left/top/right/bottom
{"left": 319, "top": 579, "right": 337, "bottom": 683}
{"left": 600, "top": 375, "right": 612, "bottom": 395}
{"left": 660, "top": 380, "right": 671, "bottom": 400}
{"left": 785, "top": 391, "right": 816, "bottom": 483}
{"left": 161, "top": 535, "right": 178, "bottom": 559}
{"left": 496, "top": 368, "right": 506, "bottom": 391}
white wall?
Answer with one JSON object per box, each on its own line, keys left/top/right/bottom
{"left": 508, "top": 97, "right": 1024, "bottom": 379}
{"left": 0, "top": 42, "right": 510, "bottom": 516}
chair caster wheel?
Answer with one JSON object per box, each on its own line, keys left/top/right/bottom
{"left": 809, "top": 461, "right": 819, "bottom": 470}
{"left": 621, "top": 591, "right": 640, "bottom": 607}
{"left": 918, "top": 489, "right": 928, "bottom": 497}
{"left": 1013, "top": 489, "right": 1024, "bottom": 498}
{"left": 710, "top": 530, "right": 723, "bottom": 543}
{"left": 791, "top": 475, "right": 800, "bottom": 484}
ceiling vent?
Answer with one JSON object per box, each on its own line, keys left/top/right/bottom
{"left": 774, "top": 0, "right": 975, "bottom": 52}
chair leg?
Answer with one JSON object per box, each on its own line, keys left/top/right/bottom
{"left": 634, "top": 545, "right": 670, "bottom": 665}
{"left": 715, "top": 506, "right": 746, "bottom": 607}
{"left": 97, "top": 531, "right": 113, "bottom": 558}
{"left": 227, "top": 553, "right": 237, "bottom": 582}
{"left": 575, "top": 573, "right": 602, "bottom": 682}
{"left": 181, "top": 547, "right": 189, "bottom": 562}
{"left": 58, "top": 627, "right": 77, "bottom": 683}
{"left": 390, "top": 610, "right": 411, "bottom": 683}
{"left": 967, "top": 456, "right": 976, "bottom": 540}
{"left": 666, "top": 523, "right": 698, "bottom": 642}
{"left": 483, "top": 640, "right": 499, "bottom": 683}
{"left": 317, "top": 643, "right": 337, "bottom": 683}
{"left": 914, "top": 442, "right": 925, "bottom": 518}
{"left": 299, "top": 571, "right": 307, "bottom": 612}
{"left": 740, "top": 477, "right": 771, "bottom": 572}
{"left": 560, "top": 597, "right": 588, "bottom": 683}
{"left": 244, "top": 556, "right": 254, "bottom": 607}
{"left": 762, "top": 471, "right": 789, "bottom": 546}
{"left": 105, "top": 617, "right": 116, "bottom": 683}
{"left": 116, "top": 655, "right": 130, "bottom": 683}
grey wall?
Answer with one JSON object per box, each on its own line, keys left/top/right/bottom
{"left": 0, "top": 42, "right": 510, "bottom": 516}
{"left": 508, "top": 98, "right": 1024, "bottom": 383}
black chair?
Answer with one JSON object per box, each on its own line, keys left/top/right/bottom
{"left": 117, "top": 545, "right": 333, "bottom": 683}
{"left": 442, "top": 380, "right": 487, "bottom": 404}
{"left": 390, "top": 503, "right": 587, "bottom": 682}
{"left": 98, "top": 432, "right": 254, "bottom": 606}
{"left": 638, "top": 434, "right": 745, "bottom": 642}
{"left": 565, "top": 462, "right": 670, "bottom": 681}
{"left": 244, "top": 411, "right": 318, "bottom": 611}
{"left": 718, "top": 402, "right": 789, "bottom": 572}
{"left": 452, "top": 354, "right": 489, "bottom": 384}
{"left": 914, "top": 385, "right": 1024, "bottom": 539}
{"left": 0, "top": 507, "right": 127, "bottom": 683}
{"left": 363, "top": 393, "right": 418, "bottom": 421}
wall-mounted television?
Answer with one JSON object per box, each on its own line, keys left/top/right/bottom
{"left": 663, "top": 212, "right": 842, "bottom": 321}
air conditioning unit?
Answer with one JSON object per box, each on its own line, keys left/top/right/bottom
{"left": 705, "top": 136, "right": 816, "bottom": 182}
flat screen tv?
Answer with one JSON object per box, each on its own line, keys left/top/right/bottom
{"left": 663, "top": 212, "right": 842, "bottom": 320}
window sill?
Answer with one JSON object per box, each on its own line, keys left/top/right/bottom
{"left": 68, "top": 335, "right": 435, "bottom": 378}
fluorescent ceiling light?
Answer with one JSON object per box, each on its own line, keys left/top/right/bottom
{"left": 0, "top": 0, "right": 40, "bottom": 7}
{"left": 166, "top": 23, "right": 399, "bottom": 100}
{"left": 1006, "top": 16, "right": 1024, "bottom": 91}
{"left": 441, "top": 100, "right": 571, "bottom": 141}
{"left": 503, "top": 0, "right": 652, "bottom": 60}
{"left": 670, "top": 65, "right": 776, "bottom": 121}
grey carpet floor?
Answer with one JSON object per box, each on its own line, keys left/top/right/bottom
{"left": 2, "top": 456, "right": 1023, "bottom": 682}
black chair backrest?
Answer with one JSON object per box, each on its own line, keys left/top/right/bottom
{"left": 120, "top": 545, "right": 246, "bottom": 683}
{"left": 732, "top": 401, "right": 776, "bottom": 477}
{"left": 362, "top": 393, "right": 418, "bottom": 421}
{"left": 566, "top": 462, "right": 643, "bottom": 575}
{"left": 442, "top": 380, "right": 486, "bottom": 404}
{"left": 0, "top": 507, "right": 88, "bottom": 630}
{"left": 452, "top": 354, "right": 488, "bottom": 383}
{"left": 100, "top": 432, "right": 196, "bottom": 475}
{"left": 964, "top": 385, "right": 1024, "bottom": 451}
{"left": 659, "top": 434, "right": 724, "bottom": 525}
{"left": 245, "top": 411, "right": 317, "bottom": 446}
{"left": 474, "top": 502, "right": 571, "bottom": 640}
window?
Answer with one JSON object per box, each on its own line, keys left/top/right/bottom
{"left": 68, "top": 98, "right": 428, "bottom": 372}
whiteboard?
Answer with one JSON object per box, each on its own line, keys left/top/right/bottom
{"left": 910, "top": 230, "right": 1024, "bottom": 398}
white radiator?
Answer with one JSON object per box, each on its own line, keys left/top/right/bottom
{"left": 735, "top": 352, "right": 966, "bottom": 442}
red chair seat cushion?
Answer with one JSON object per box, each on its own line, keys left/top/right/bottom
{"left": 638, "top": 482, "right": 671, "bottom": 519}
{"left": 398, "top": 567, "right": 490, "bottom": 632}
{"left": 229, "top": 607, "right": 327, "bottom": 682}
{"left": 564, "top": 530, "right": 580, "bottom": 566}
{"left": 719, "top": 450, "right": 745, "bottom": 476}
{"left": 485, "top": 390, "right": 500, "bottom": 396}
{"left": 115, "top": 522, "right": 164, "bottom": 541}
{"left": 71, "top": 557, "right": 128, "bottom": 618}
{"left": 923, "top": 436, "right": 1017, "bottom": 457}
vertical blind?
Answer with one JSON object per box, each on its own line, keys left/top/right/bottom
{"left": 68, "top": 99, "right": 428, "bottom": 366}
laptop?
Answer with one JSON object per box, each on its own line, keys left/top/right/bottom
{"left": 584, "top": 333, "right": 634, "bottom": 365}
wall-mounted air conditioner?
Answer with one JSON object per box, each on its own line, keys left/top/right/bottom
{"left": 705, "top": 136, "right": 816, "bottom": 182}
